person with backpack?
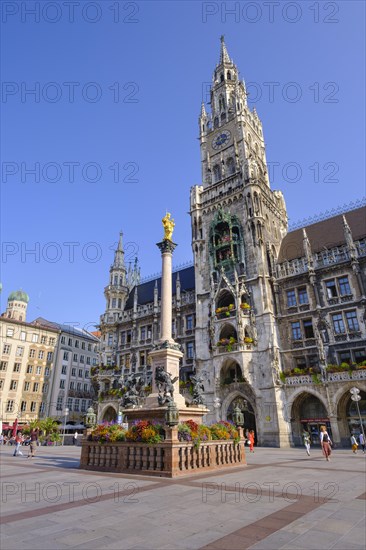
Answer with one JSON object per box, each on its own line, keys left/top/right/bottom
{"left": 320, "top": 425, "right": 332, "bottom": 461}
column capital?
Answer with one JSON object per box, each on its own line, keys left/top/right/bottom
{"left": 157, "top": 240, "right": 177, "bottom": 254}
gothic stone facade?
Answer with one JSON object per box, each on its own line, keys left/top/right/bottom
{"left": 97, "top": 39, "right": 366, "bottom": 446}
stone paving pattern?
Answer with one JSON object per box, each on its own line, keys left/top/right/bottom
{"left": 0, "top": 445, "right": 365, "bottom": 549}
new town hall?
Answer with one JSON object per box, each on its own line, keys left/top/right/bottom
{"left": 97, "top": 38, "right": 366, "bottom": 447}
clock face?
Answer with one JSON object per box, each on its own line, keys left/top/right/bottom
{"left": 212, "top": 130, "right": 231, "bottom": 150}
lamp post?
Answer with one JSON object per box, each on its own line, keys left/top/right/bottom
{"left": 350, "top": 388, "right": 365, "bottom": 440}
{"left": 62, "top": 407, "right": 69, "bottom": 445}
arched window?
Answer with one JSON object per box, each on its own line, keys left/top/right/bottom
{"left": 221, "top": 112, "right": 226, "bottom": 123}
{"left": 114, "top": 275, "right": 118, "bottom": 285}
{"left": 219, "top": 95, "right": 226, "bottom": 111}
{"left": 227, "top": 71, "right": 231, "bottom": 80}
{"left": 253, "top": 192, "right": 260, "bottom": 214}
{"left": 119, "top": 276, "right": 123, "bottom": 286}
{"left": 213, "top": 164, "right": 221, "bottom": 182}
{"left": 214, "top": 117, "right": 219, "bottom": 129}
{"left": 220, "top": 74, "right": 224, "bottom": 82}
{"left": 226, "top": 157, "right": 235, "bottom": 175}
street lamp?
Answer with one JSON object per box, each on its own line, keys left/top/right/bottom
{"left": 62, "top": 407, "right": 69, "bottom": 445}
{"left": 350, "top": 387, "right": 365, "bottom": 440}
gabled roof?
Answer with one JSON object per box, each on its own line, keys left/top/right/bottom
{"left": 278, "top": 206, "right": 366, "bottom": 262}
{"left": 32, "top": 317, "right": 100, "bottom": 342}
{"left": 125, "top": 266, "right": 195, "bottom": 309}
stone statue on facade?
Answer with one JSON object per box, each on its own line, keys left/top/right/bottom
{"left": 162, "top": 212, "right": 175, "bottom": 241}
{"left": 155, "top": 366, "right": 178, "bottom": 406}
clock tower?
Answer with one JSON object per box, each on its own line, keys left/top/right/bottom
{"left": 190, "top": 37, "right": 291, "bottom": 446}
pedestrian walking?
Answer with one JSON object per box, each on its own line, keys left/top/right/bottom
{"left": 248, "top": 430, "right": 255, "bottom": 453}
{"left": 73, "top": 431, "right": 78, "bottom": 446}
{"left": 27, "top": 428, "right": 39, "bottom": 458}
{"left": 350, "top": 434, "right": 358, "bottom": 454}
{"left": 13, "top": 432, "right": 24, "bottom": 456}
{"left": 302, "top": 429, "right": 311, "bottom": 456}
{"left": 0, "top": 434, "right": 4, "bottom": 445}
{"left": 320, "top": 425, "right": 332, "bottom": 461}
{"left": 358, "top": 433, "right": 365, "bottom": 453}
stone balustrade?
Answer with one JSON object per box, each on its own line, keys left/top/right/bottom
{"left": 284, "top": 369, "right": 366, "bottom": 385}
{"left": 80, "top": 430, "right": 246, "bottom": 478}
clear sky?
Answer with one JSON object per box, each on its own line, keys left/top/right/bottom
{"left": 1, "top": 0, "right": 365, "bottom": 329}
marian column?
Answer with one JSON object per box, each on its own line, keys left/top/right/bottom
{"left": 146, "top": 213, "right": 186, "bottom": 409}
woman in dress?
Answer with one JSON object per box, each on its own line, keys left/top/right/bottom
{"left": 248, "top": 430, "right": 255, "bottom": 453}
{"left": 320, "top": 425, "right": 332, "bottom": 461}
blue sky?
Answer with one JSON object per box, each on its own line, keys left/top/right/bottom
{"left": 1, "top": 0, "right": 365, "bottom": 329}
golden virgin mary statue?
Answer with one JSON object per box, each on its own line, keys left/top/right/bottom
{"left": 162, "top": 212, "right": 175, "bottom": 241}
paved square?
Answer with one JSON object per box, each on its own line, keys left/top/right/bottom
{"left": 1, "top": 445, "right": 365, "bottom": 549}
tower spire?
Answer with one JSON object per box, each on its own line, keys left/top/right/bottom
{"left": 219, "top": 35, "right": 231, "bottom": 64}
{"left": 113, "top": 231, "right": 125, "bottom": 268}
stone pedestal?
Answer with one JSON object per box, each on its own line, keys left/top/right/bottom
{"left": 145, "top": 345, "right": 186, "bottom": 409}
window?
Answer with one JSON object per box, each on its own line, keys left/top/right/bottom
{"left": 47, "top": 352, "right": 53, "bottom": 361}
{"left": 33, "top": 382, "right": 39, "bottom": 392}
{"left": 303, "top": 320, "right": 314, "bottom": 339}
{"left": 77, "top": 382, "right": 81, "bottom": 391}
{"left": 6, "top": 400, "right": 14, "bottom": 412}
{"left": 0, "top": 380, "right": 4, "bottom": 389}
{"left": 45, "top": 366, "right": 50, "bottom": 376}
{"left": 20, "top": 331, "right": 26, "bottom": 341}
{"left": 21, "top": 401, "right": 27, "bottom": 412}
{"left": 61, "top": 365, "right": 67, "bottom": 375}
{"left": 26, "top": 365, "right": 33, "bottom": 374}
{"left": 298, "top": 287, "right": 309, "bottom": 304}
{"left": 345, "top": 311, "right": 359, "bottom": 332}
{"left": 7, "top": 327, "right": 14, "bottom": 337}
{"left": 308, "top": 355, "right": 318, "bottom": 367}
{"left": 67, "top": 397, "right": 73, "bottom": 409}
{"left": 186, "top": 315, "right": 194, "bottom": 331}
{"left": 71, "top": 368, "right": 76, "bottom": 377}
{"left": 92, "top": 358, "right": 97, "bottom": 366}
{"left": 80, "top": 355, "right": 84, "bottom": 363}
{"left": 38, "top": 350, "right": 44, "bottom": 359}
{"left": 39, "top": 402, "right": 46, "bottom": 414}
{"left": 68, "top": 338, "right": 73, "bottom": 346}
{"left": 332, "top": 313, "right": 345, "bottom": 334}
{"left": 286, "top": 290, "right": 296, "bottom": 307}
{"left": 81, "top": 400, "right": 86, "bottom": 412}
{"left": 338, "top": 350, "right": 351, "bottom": 364}
{"left": 42, "top": 383, "right": 48, "bottom": 393}
{"left": 140, "top": 327, "right": 146, "bottom": 340}
{"left": 74, "top": 399, "right": 80, "bottom": 412}
{"left": 59, "top": 380, "right": 65, "bottom": 389}
{"left": 49, "top": 337, "right": 56, "bottom": 345}
{"left": 81, "top": 342, "right": 85, "bottom": 350}
{"left": 186, "top": 342, "right": 194, "bottom": 359}
{"left": 36, "top": 366, "right": 42, "bottom": 375}
{"left": 0, "top": 361, "right": 8, "bottom": 371}
{"left": 75, "top": 340, "right": 79, "bottom": 348}
{"left": 126, "top": 331, "right": 132, "bottom": 344}
{"left": 295, "top": 356, "right": 306, "bottom": 369}
{"left": 29, "top": 349, "right": 36, "bottom": 358}
{"left": 69, "top": 381, "right": 75, "bottom": 390}
{"left": 78, "top": 369, "right": 83, "bottom": 378}
{"left": 3, "top": 344, "right": 11, "bottom": 354}
{"left": 10, "top": 380, "right": 17, "bottom": 390}
{"left": 24, "top": 381, "right": 30, "bottom": 391}
{"left": 61, "top": 336, "right": 66, "bottom": 344}
{"left": 83, "top": 383, "right": 88, "bottom": 392}
{"left": 88, "top": 343, "right": 91, "bottom": 351}
{"left": 13, "top": 363, "right": 21, "bottom": 372}
{"left": 41, "top": 336, "right": 47, "bottom": 344}
{"left": 140, "top": 352, "right": 145, "bottom": 366}
{"left": 73, "top": 353, "right": 78, "bottom": 362}
{"left": 85, "top": 371, "right": 89, "bottom": 378}
{"left": 213, "top": 165, "right": 221, "bottom": 182}
{"left": 56, "top": 397, "right": 63, "bottom": 411}
{"left": 63, "top": 352, "right": 69, "bottom": 361}
{"left": 338, "top": 276, "right": 351, "bottom": 296}
{"left": 30, "top": 402, "right": 36, "bottom": 412}
{"left": 291, "top": 322, "right": 302, "bottom": 340}
{"left": 32, "top": 334, "right": 39, "bottom": 343}
{"left": 325, "top": 279, "right": 337, "bottom": 299}
{"left": 16, "top": 346, "right": 24, "bottom": 357}
{"left": 86, "top": 357, "right": 90, "bottom": 365}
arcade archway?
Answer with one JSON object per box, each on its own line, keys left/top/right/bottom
{"left": 227, "top": 396, "right": 257, "bottom": 444}
{"left": 291, "top": 392, "right": 330, "bottom": 446}
{"left": 101, "top": 406, "right": 117, "bottom": 423}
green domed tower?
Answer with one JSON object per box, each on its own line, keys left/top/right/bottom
{"left": 6, "top": 289, "right": 30, "bottom": 321}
